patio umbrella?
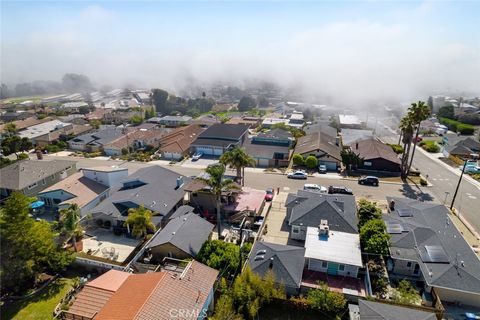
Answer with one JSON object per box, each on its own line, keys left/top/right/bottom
{"left": 30, "top": 200, "right": 45, "bottom": 209}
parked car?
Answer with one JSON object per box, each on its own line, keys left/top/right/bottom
{"left": 265, "top": 188, "right": 274, "bottom": 201}
{"left": 462, "top": 165, "right": 480, "bottom": 174}
{"left": 358, "top": 176, "right": 379, "bottom": 186}
{"left": 328, "top": 186, "right": 353, "bottom": 195}
{"left": 318, "top": 164, "right": 327, "bottom": 174}
{"left": 303, "top": 184, "right": 328, "bottom": 193}
{"left": 287, "top": 171, "right": 308, "bottom": 179}
{"left": 192, "top": 152, "right": 203, "bottom": 161}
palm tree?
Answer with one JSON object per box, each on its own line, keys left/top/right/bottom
{"left": 407, "top": 101, "right": 431, "bottom": 174}
{"left": 399, "top": 116, "right": 415, "bottom": 179}
{"left": 124, "top": 205, "right": 156, "bottom": 239}
{"left": 220, "top": 147, "right": 256, "bottom": 186}
{"left": 198, "top": 163, "right": 240, "bottom": 236}
{"left": 59, "top": 204, "right": 83, "bottom": 251}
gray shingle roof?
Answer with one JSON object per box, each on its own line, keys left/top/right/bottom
{"left": 0, "top": 159, "right": 76, "bottom": 190}
{"left": 196, "top": 123, "right": 249, "bottom": 140}
{"left": 69, "top": 128, "right": 124, "bottom": 146}
{"left": 385, "top": 197, "right": 480, "bottom": 295}
{"left": 167, "top": 205, "right": 194, "bottom": 220}
{"left": 249, "top": 241, "right": 305, "bottom": 289}
{"left": 356, "top": 300, "right": 437, "bottom": 320}
{"left": 288, "top": 191, "right": 358, "bottom": 233}
{"left": 147, "top": 212, "right": 213, "bottom": 256}
{"left": 90, "top": 166, "right": 191, "bottom": 221}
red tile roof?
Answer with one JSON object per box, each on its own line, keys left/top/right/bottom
{"left": 87, "top": 270, "right": 131, "bottom": 292}
{"left": 159, "top": 124, "right": 206, "bottom": 155}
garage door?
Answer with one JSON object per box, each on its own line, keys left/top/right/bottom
{"left": 196, "top": 146, "right": 214, "bottom": 156}
{"left": 319, "top": 161, "right": 337, "bottom": 171}
{"left": 258, "top": 158, "right": 270, "bottom": 167}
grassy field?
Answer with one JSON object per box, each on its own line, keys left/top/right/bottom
{"left": 1, "top": 278, "right": 75, "bottom": 320}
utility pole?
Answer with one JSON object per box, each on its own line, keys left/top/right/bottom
{"left": 450, "top": 153, "right": 478, "bottom": 210}
{"left": 123, "top": 122, "right": 130, "bottom": 155}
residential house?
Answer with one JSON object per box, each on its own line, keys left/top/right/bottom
{"left": 294, "top": 131, "right": 342, "bottom": 171}
{"left": 244, "top": 128, "right": 293, "bottom": 167}
{"left": 147, "top": 115, "right": 192, "bottom": 127}
{"left": 60, "top": 102, "right": 89, "bottom": 112}
{"left": 68, "top": 128, "right": 125, "bottom": 152}
{"left": 339, "top": 115, "right": 363, "bottom": 129}
{"left": 340, "top": 129, "right": 374, "bottom": 147}
{"left": 65, "top": 261, "right": 218, "bottom": 320}
{"left": 304, "top": 224, "right": 363, "bottom": 278}
{"left": 190, "top": 123, "right": 249, "bottom": 156}
{"left": 102, "top": 128, "right": 169, "bottom": 156}
{"left": 18, "top": 119, "right": 71, "bottom": 144}
{"left": 146, "top": 212, "right": 214, "bottom": 261}
{"left": 35, "top": 124, "right": 92, "bottom": 147}
{"left": 285, "top": 190, "right": 358, "bottom": 241}
{"left": 90, "top": 166, "right": 191, "bottom": 232}
{"left": 288, "top": 111, "right": 304, "bottom": 128}
{"left": 38, "top": 166, "right": 128, "bottom": 216}
{"left": 445, "top": 137, "right": 480, "bottom": 159}
{"left": 351, "top": 138, "right": 401, "bottom": 173}
{"left": 384, "top": 197, "right": 480, "bottom": 307}
{"left": 0, "top": 116, "right": 52, "bottom": 136}
{"left": 226, "top": 116, "right": 262, "bottom": 128}
{"left": 348, "top": 300, "right": 437, "bottom": 320}
{"left": 157, "top": 124, "right": 206, "bottom": 160}
{"left": 0, "top": 159, "right": 76, "bottom": 200}
{"left": 0, "top": 111, "right": 30, "bottom": 122}
{"left": 249, "top": 241, "right": 305, "bottom": 295}
{"left": 262, "top": 117, "right": 289, "bottom": 128}
{"left": 133, "top": 91, "right": 151, "bottom": 104}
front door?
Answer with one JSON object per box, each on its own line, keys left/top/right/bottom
{"left": 327, "top": 262, "right": 339, "bottom": 275}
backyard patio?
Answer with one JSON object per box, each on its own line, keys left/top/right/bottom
{"left": 81, "top": 228, "right": 141, "bottom": 263}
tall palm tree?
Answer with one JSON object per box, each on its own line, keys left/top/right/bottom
{"left": 124, "top": 205, "right": 156, "bottom": 239}
{"left": 220, "top": 147, "right": 256, "bottom": 186}
{"left": 399, "top": 116, "right": 415, "bottom": 179}
{"left": 198, "top": 163, "right": 240, "bottom": 236}
{"left": 407, "top": 101, "right": 431, "bottom": 174}
{"left": 59, "top": 204, "right": 82, "bottom": 251}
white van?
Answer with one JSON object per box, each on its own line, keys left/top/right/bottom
{"left": 303, "top": 184, "right": 328, "bottom": 193}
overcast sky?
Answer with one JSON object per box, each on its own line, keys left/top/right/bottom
{"left": 1, "top": 0, "right": 479, "bottom": 104}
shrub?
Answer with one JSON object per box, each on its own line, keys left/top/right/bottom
{"left": 17, "top": 153, "right": 29, "bottom": 160}
{"left": 420, "top": 178, "right": 428, "bottom": 186}
{"left": 457, "top": 123, "right": 475, "bottom": 135}
{"left": 292, "top": 153, "right": 304, "bottom": 166}
{"left": 388, "top": 144, "right": 404, "bottom": 154}
{"left": 439, "top": 117, "right": 475, "bottom": 134}
{"left": 305, "top": 155, "right": 318, "bottom": 169}
{"left": 419, "top": 140, "right": 440, "bottom": 153}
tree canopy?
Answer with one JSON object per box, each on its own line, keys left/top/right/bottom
{"left": 124, "top": 206, "right": 156, "bottom": 238}
{"left": 360, "top": 219, "right": 390, "bottom": 256}
{"left": 305, "top": 155, "right": 318, "bottom": 169}
{"left": 196, "top": 240, "right": 240, "bottom": 274}
{"left": 0, "top": 192, "right": 74, "bottom": 295}
{"left": 306, "top": 282, "right": 347, "bottom": 314}
{"left": 220, "top": 147, "right": 255, "bottom": 186}
{"left": 437, "top": 105, "right": 455, "bottom": 119}
{"left": 237, "top": 96, "right": 257, "bottom": 112}
{"left": 152, "top": 88, "right": 169, "bottom": 114}
{"left": 1, "top": 135, "right": 33, "bottom": 158}
{"left": 357, "top": 199, "right": 382, "bottom": 228}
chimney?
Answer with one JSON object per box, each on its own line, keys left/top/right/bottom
{"left": 389, "top": 200, "right": 395, "bottom": 212}
{"left": 318, "top": 219, "right": 329, "bottom": 237}
{"left": 176, "top": 176, "right": 184, "bottom": 189}
{"left": 355, "top": 142, "right": 358, "bottom": 150}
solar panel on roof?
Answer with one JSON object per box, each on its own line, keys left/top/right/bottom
{"left": 397, "top": 208, "right": 413, "bottom": 217}
{"left": 420, "top": 245, "right": 449, "bottom": 263}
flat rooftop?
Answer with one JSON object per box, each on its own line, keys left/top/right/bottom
{"left": 304, "top": 226, "right": 363, "bottom": 267}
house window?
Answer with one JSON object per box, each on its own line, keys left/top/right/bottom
{"left": 338, "top": 264, "right": 345, "bottom": 271}
{"left": 407, "top": 261, "right": 412, "bottom": 268}
{"left": 292, "top": 226, "right": 300, "bottom": 234}
{"left": 27, "top": 182, "right": 38, "bottom": 190}
{"left": 51, "top": 174, "right": 56, "bottom": 180}
{"left": 364, "top": 161, "right": 372, "bottom": 166}
{"left": 42, "top": 179, "right": 46, "bottom": 185}
{"left": 321, "top": 261, "right": 328, "bottom": 268}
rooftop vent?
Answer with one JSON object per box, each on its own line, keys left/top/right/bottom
{"left": 254, "top": 255, "right": 264, "bottom": 261}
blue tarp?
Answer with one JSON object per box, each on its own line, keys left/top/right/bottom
{"left": 30, "top": 200, "right": 45, "bottom": 209}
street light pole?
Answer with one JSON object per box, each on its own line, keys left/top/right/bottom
{"left": 450, "top": 153, "right": 478, "bottom": 210}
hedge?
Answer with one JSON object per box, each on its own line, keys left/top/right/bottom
{"left": 419, "top": 140, "right": 440, "bottom": 153}
{"left": 439, "top": 117, "right": 475, "bottom": 134}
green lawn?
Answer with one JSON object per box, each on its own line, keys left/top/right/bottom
{"left": 1, "top": 278, "right": 75, "bottom": 320}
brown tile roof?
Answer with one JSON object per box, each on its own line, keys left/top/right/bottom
{"left": 66, "top": 286, "right": 114, "bottom": 320}
{"left": 94, "top": 272, "right": 165, "bottom": 320}
{"left": 159, "top": 124, "right": 206, "bottom": 155}
{"left": 86, "top": 270, "right": 131, "bottom": 292}
{"left": 353, "top": 138, "right": 401, "bottom": 164}
{"left": 295, "top": 131, "right": 341, "bottom": 160}
{"left": 104, "top": 129, "right": 168, "bottom": 150}
{"left": 136, "top": 261, "right": 218, "bottom": 320}
{"left": 40, "top": 171, "right": 108, "bottom": 208}
{"left": 66, "top": 270, "right": 130, "bottom": 320}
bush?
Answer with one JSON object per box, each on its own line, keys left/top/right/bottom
{"left": 457, "top": 123, "right": 475, "bottom": 135}
{"left": 17, "top": 153, "right": 29, "bottom": 160}
{"left": 420, "top": 178, "right": 428, "bottom": 186}
{"left": 439, "top": 117, "right": 475, "bottom": 134}
{"left": 457, "top": 114, "right": 480, "bottom": 125}
{"left": 419, "top": 140, "right": 440, "bottom": 153}
{"left": 388, "top": 144, "right": 404, "bottom": 154}
{"left": 292, "top": 154, "right": 304, "bottom": 166}
{"left": 305, "top": 155, "right": 318, "bottom": 169}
